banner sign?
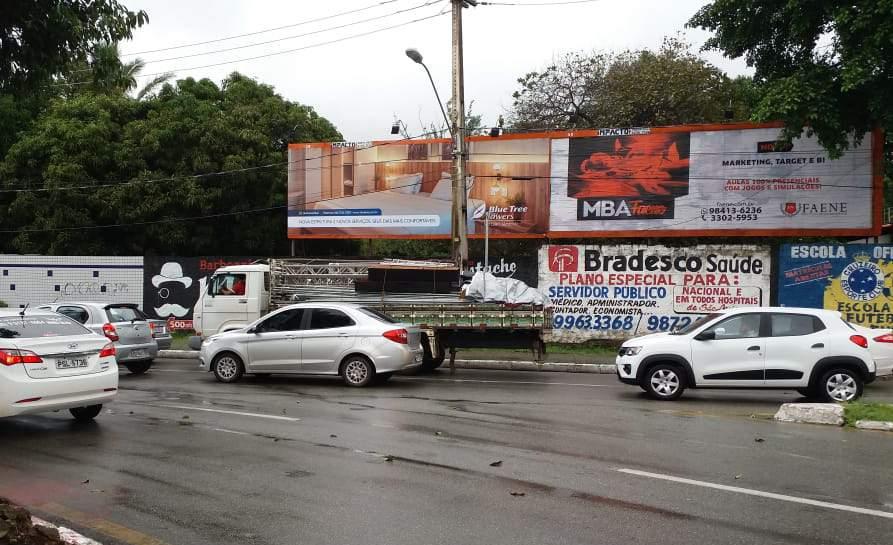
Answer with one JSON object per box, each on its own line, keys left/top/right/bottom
{"left": 143, "top": 256, "right": 259, "bottom": 330}
{"left": 778, "top": 244, "right": 893, "bottom": 328}
{"left": 539, "top": 244, "right": 771, "bottom": 340}
{"left": 288, "top": 138, "right": 550, "bottom": 238}
{"left": 549, "top": 126, "right": 875, "bottom": 235}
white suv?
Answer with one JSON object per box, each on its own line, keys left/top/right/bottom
{"left": 616, "top": 307, "right": 877, "bottom": 402}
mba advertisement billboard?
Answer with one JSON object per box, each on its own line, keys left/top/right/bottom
{"left": 539, "top": 244, "right": 771, "bottom": 341}
{"left": 550, "top": 124, "right": 879, "bottom": 237}
{"left": 778, "top": 244, "right": 893, "bottom": 328}
{"left": 287, "top": 124, "right": 881, "bottom": 239}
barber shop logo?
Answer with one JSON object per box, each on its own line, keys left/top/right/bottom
{"left": 840, "top": 253, "right": 883, "bottom": 301}
{"left": 152, "top": 262, "right": 194, "bottom": 317}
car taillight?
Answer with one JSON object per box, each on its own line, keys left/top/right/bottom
{"left": 850, "top": 335, "right": 869, "bottom": 348}
{"left": 149, "top": 322, "right": 157, "bottom": 338}
{"left": 382, "top": 328, "right": 408, "bottom": 344}
{"left": 99, "top": 343, "right": 116, "bottom": 358}
{"left": 0, "top": 349, "right": 43, "bottom": 366}
{"left": 873, "top": 333, "right": 893, "bottom": 343}
{"left": 102, "top": 323, "right": 119, "bottom": 341}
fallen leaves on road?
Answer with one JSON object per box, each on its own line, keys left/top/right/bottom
{"left": 81, "top": 479, "right": 89, "bottom": 484}
{"left": 329, "top": 434, "right": 337, "bottom": 438}
{"left": 509, "top": 492, "right": 526, "bottom": 497}
{"left": 754, "top": 437, "right": 765, "bottom": 443}
{"left": 734, "top": 474, "right": 742, "bottom": 480}
{"left": 434, "top": 431, "right": 443, "bottom": 436}
{"left": 490, "top": 460, "right": 503, "bottom": 467}
{"left": 384, "top": 455, "right": 395, "bottom": 462}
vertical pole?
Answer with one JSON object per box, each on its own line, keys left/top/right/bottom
{"left": 451, "top": 0, "right": 469, "bottom": 271}
{"left": 483, "top": 207, "right": 489, "bottom": 297}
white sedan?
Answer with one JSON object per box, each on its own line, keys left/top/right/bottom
{"left": 850, "top": 323, "right": 893, "bottom": 376}
{"left": 200, "top": 303, "right": 424, "bottom": 387}
{"left": 0, "top": 310, "right": 118, "bottom": 420}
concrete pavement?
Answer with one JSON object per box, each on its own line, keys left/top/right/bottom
{"left": 0, "top": 359, "right": 891, "bottom": 545}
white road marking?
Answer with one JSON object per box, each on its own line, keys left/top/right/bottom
{"left": 618, "top": 468, "right": 893, "bottom": 520}
{"left": 154, "top": 404, "right": 301, "bottom": 422}
{"left": 212, "top": 428, "right": 250, "bottom": 435}
{"left": 401, "top": 377, "right": 614, "bottom": 388}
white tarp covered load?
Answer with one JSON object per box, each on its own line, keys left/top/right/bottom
{"left": 464, "top": 271, "right": 545, "bottom": 305}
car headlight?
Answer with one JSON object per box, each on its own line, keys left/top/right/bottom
{"left": 619, "top": 346, "right": 642, "bottom": 356}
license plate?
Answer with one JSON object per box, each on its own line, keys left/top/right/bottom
{"left": 56, "top": 358, "right": 88, "bottom": 369}
{"left": 130, "top": 349, "right": 148, "bottom": 359}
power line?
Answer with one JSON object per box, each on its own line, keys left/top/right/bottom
{"left": 480, "top": 0, "right": 603, "bottom": 5}
{"left": 122, "top": 0, "right": 404, "bottom": 57}
{"left": 73, "top": 0, "right": 441, "bottom": 72}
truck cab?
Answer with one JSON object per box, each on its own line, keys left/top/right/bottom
{"left": 192, "top": 264, "right": 271, "bottom": 339}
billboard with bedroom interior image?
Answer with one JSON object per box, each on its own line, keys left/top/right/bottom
{"left": 287, "top": 123, "right": 880, "bottom": 240}
{"left": 287, "top": 137, "right": 550, "bottom": 238}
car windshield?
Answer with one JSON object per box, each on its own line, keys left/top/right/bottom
{"left": 0, "top": 315, "right": 91, "bottom": 338}
{"left": 106, "top": 305, "right": 147, "bottom": 323}
{"left": 670, "top": 313, "right": 722, "bottom": 335}
{"left": 358, "top": 307, "right": 399, "bottom": 324}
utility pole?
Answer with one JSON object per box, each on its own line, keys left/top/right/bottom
{"left": 450, "top": 0, "right": 474, "bottom": 271}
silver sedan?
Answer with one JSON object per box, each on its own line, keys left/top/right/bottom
{"left": 199, "top": 303, "right": 423, "bottom": 387}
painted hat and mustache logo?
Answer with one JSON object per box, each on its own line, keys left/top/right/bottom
{"left": 152, "top": 262, "right": 194, "bottom": 318}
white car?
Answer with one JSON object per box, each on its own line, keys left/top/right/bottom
{"left": 616, "top": 307, "right": 877, "bottom": 402}
{"left": 0, "top": 310, "right": 118, "bottom": 420}
{"left": 199, "top": 303, "right": 424, "bottom": 387}
{"left": 849, "top": 323, "right": 893, "bottom": 377}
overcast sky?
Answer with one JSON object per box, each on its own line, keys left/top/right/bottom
{"left": 120, "top": 0, "right": 751, "bottom": 142}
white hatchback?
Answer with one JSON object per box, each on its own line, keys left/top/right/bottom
{"left": 616, "top": 307, "right": 877, "bottom": 402}
{"left": 0, "top": 310, "right": 118, "bottom": 420}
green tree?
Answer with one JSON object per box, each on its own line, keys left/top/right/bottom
{"left": 688, "top": 0, "right": 892, "bottom": 156}
{"left": 0, "top": 73, "right": 341, "bottom": 255}
{"left": 509, "top": 37, "right": 755, "bottom": 129}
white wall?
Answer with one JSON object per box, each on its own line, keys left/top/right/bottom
{"left": 0, "top": 255, "right": 143, "bottom": 309}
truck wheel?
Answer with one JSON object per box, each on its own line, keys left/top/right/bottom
{"left": 420, "top": 333, "right": 445, "bottom": 371}
{"left": 125, "top": 361, "right": 152, "bottom": 375}
{"left": 213, "top": 353, "right": 244, "bottom": 383}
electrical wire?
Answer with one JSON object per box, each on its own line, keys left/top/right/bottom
{"left": 71, "top": 0, "right": 441, "bottom": 72}
{"left": 55, "top": 9, "right": 448, "bottom": 87}
{"left": 122, "top": 0, "right": 404, "bottom": 56}
{"left": 480, "top": 0, "right": 604, "bottom": 5}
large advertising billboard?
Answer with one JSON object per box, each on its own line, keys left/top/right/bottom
{"left": 287, "top": 137, "right": 550, "bottom": 238}
{"left": 288, "top": 124, "right": 880, "bottom": 239}
{"left": 540, "top": 244, "right": 772, "bottom": 341}
{"left": 778, "top": 244, "right": 893, "bottom": 328}
{"left": 549, "top": 125, "right": 877, "bottom": 236}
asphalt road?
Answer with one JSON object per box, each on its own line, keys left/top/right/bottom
{"left": 1, "top": 360, "right": 892, "bottom": 545}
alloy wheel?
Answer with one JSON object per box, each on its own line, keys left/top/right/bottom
{"left": 344, "top": 360, "right": 369, "bottom": 385}
{"left": 650, "top": 369, "right": 679, "bottom": 396}
{"left": 825, "top": 373, "right": 857, "bottom": 402}
{"left": 216, "top": 356, "right": 238, "bottom": 380}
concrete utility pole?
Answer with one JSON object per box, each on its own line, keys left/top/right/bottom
{"left": 451, "top": 0, "right": 475, "bottom": 270}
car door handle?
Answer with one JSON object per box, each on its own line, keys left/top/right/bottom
{"left": 747, "top": 346, "right": 761, "bottom": 351}
{"left": 811, "top": 343, "right": 824, "bottom": 349}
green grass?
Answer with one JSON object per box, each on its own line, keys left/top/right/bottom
{"left": 463, "top": 342, "right": 618, "bottom": 358}
{"left": 170, "top": 331, "right": 193, "bottom": 350}
{"left": 843, "top": 402, "right": 893, "bottom": 426}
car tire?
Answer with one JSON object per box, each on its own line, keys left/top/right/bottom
{"left": 643, "top": 363, "right": 686, "bottom": 401}
{"left": 124, "top": 361, "right": 152, "bottom": 375}
{"left": 818, "top": 368, "right": 864, "bottom": 403}
{"left": 213, "top": 352, "right": 245, "bottom": 384}
{"left": 70, "top": 405, "right": 102, "bottom": 421}
{"left": 341, "top": 355, "right": 374, "bottom": 387}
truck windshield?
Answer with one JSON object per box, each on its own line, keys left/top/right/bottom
{"left": 358, "top": 307, "right": 398, "bottom": 324}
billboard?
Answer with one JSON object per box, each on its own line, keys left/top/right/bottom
{"left": 287, "top": 137, "right": 550, "bottom": 238}
{"left": 288, "top": 124, "right": 880, "bottom": 240}
{"left": 778, "top": 244, "right": 893, "bottom": 328}
{"left": 549, "top": 125, "right": 878, "bottom": 236}
{"left": 539, "top": 244, "right": 771, "bottom": 341}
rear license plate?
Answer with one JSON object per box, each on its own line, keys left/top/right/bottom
{"left": 130, "top": 349, "right": 148, "bottom": 359}
{"left": 56, "top": 358, "right": 88, "bottom": 369}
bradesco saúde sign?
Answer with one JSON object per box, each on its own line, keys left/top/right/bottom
{"left": 778, "top": 244, "right": 893, "bottom": 328}
{"left": 539, "top": 244, "right": 771, "bottom": 341}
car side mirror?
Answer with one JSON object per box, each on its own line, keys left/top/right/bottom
{"left": 695, "top": 330, "right": 716, "bottom": 341}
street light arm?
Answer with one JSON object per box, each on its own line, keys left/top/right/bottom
{"left": 420, "top": 62, "right": 453, "bottom": 138}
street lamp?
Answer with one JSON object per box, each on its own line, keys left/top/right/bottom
{"left": 405, "top": 48, "right": 452, "bottom": 137}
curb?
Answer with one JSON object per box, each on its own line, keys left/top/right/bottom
{"left": 855, "top": 420, "right": 893, "bottom": 432}
{"left": 158, "top": 350, "right": 614, "bottom": 374}
{"left": 32, "top": 517, "right": 102, "bottom": 545}
{"left": 774, "top": 403, "right": 844, "bottom": 426}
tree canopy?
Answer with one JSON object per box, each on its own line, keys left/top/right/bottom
{"left": 688, "top": 0, "right": 892, "bottom": 156}
{"left": 509, "top": 37, "right": 757, "bottom": 129}
{"left": 0, "top": 73, "right": 341, "bottom": 255}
